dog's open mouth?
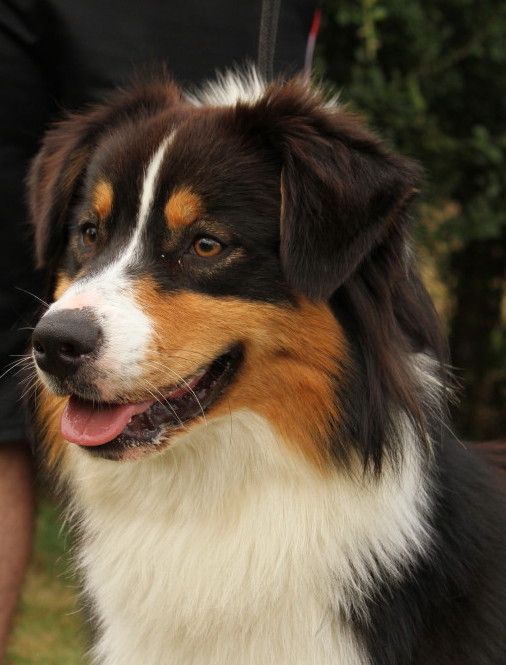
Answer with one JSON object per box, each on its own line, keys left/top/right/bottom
{"left": 60, "top": 346, "right": 242, "bottom": 459}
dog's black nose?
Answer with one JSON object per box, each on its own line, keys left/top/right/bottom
{"left": 32, "top": 308, "right": 102, "bottom": 379}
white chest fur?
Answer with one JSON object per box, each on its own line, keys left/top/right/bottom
{"left": 64, "top": 411, "right": 429, "bottom": 665}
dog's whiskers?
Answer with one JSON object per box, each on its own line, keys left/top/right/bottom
{"left": 19, "top": 377, "right": 40, "bottom": 402}
{"left": 0, "top": 355, "right": 34, "bottom": 381}
{"left": 141, "top": 378, "right": 187, "bottom": 430}
{"left": 15, "top": 287, "right": 50, "bottom": 309}
{"left": 16, "top": 361, "right": 40, "bottom": 402}
{"left": 145, "top": 360, "right": 208, "bottom": 425}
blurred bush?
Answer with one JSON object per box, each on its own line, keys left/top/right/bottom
{"left": 318, "top": 0, "right": 506, "bottom": 439}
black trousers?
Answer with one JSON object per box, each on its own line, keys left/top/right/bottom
{"left": 0, "top": 0, "right": 316, "bottom": 440}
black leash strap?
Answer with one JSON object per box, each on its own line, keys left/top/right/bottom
{"left": 257, "top": 0, "right": 281, "bottom": 81}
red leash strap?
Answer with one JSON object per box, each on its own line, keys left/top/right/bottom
{"left": 304, "top": 8, "right": 322, "bottom": 78}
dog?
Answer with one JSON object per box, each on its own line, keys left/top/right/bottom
{"left": 28, "top": 69, "right": 506, "bottom": 665}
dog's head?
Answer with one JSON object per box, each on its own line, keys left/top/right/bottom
{"left": 29, "top": 71, "right": 430, "bottom": 466}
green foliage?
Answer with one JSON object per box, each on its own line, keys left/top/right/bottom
{"left": 317, "top": 0, "right": 506, "bottom": 245}
{"left": 318, "top": 1, "right": 506, "bottom": 438}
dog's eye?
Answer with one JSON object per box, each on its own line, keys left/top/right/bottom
{"left": 80, "top": 222, "right": 98, "bottom": 247}
{"left": 192, "top": 236, "right": 223, "bottom": 258}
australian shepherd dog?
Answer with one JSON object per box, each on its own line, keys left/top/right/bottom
{"left": 28, "top": 70, "right": 505, "bottom": 665}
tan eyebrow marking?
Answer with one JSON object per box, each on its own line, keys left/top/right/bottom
{"left": 164, "top": 187, "right": 203, "bottom": 229}
{"left": 92, "top": 180, "right": 114, "bottom": 220}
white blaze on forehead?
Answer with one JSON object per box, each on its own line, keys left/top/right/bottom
{"left": 119, "top": 132, "right": 173, "bottom": 268}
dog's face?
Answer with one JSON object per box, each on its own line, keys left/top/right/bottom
{"left": 29, "top": 75, "right": 419, "bottom": 464}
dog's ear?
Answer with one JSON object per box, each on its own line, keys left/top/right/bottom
{"left": 239, "top": 80, "right": 422, "bottom": 300}
{"left": 28, "top": 81, "right": 183, "bottom": 269}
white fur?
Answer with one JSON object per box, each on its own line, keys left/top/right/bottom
{"left": 62, "top": 410, "right": 431, "bottom": 665}
{"left": 185, "top": 65, "right": 266, "bottom": 107}
{"left": 185, "top": 66, "right": 342, "bottom": 113}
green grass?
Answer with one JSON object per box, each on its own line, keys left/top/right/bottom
{"left": 5, "top": 499, "right": 87, "bottom": 665}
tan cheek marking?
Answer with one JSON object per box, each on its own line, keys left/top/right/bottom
{"left": 164, "top": 187, "right": 203, "bottom": 229}
{"left": 53, "top": 273, "right": 72, "bottom": 301}
{"left": 134, "top": 278, "right": 347, "bottom": 469}
{"left": 36, "top": 386, "right": 67, "bottom": 468}
{"left": 216, "top": 299, "right": 346, "bottom": 470}
{"left": 92, "top": 180, "right": 113, "bottom": 220}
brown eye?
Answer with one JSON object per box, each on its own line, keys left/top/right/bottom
{"left": 81, "top": 222, "right": 98, "bottom": 247}
{"left": 192, "top": 236, "right": 223, "bottom": 258}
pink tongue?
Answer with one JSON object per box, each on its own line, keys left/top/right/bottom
{"left": 61, "top": 395, "right": 154, "bottom": 446}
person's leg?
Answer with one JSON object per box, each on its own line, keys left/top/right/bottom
{"left": 0, "top": 441, "right": 35, "bottom": 658}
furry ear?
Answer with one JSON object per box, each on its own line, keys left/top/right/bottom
{"left": 27, "top": 80, "right": 183, "bottom": 269}
{"left": 240, "top": 81, "right": 422, "bottom": 300}
{"left": 279, "top": 118, "right": 421, "bottom": 300}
